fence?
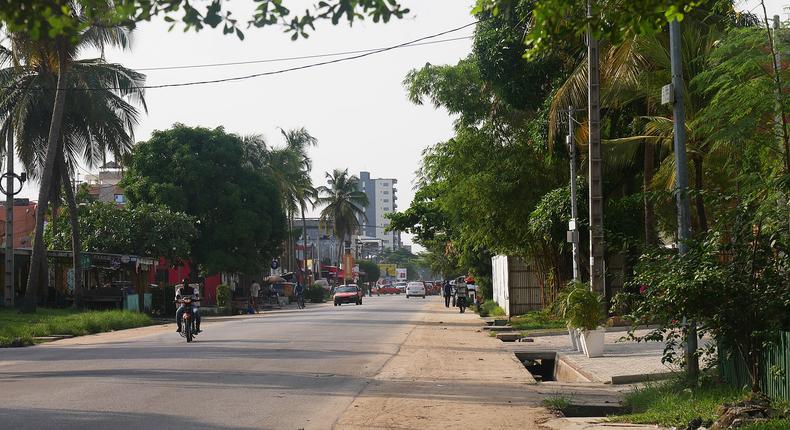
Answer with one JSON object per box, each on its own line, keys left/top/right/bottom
{"left": 719, "top": 331, "right": 790, "bottom": 401}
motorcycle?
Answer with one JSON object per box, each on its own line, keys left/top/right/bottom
{"left": 177, "top": 296, "right": 200, "bottom": 343}
{"left": 457, "top": 296, "right": 467, "bottom": 314}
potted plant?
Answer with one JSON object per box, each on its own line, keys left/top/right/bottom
{"left": 556, "top": 282, "right": 586, "bottom": 352}
{"left": 565, "top": 287, "right": 606, "bottom": 357}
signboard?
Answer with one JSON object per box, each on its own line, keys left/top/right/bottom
{"left": 343, "top": 254, "right": 354, "bottom": 280}
{"left": 378, "top": 263, "right": 397, "bottom": 277}
{"left": 396, "top": 268, "right": 407, "bottom": 280}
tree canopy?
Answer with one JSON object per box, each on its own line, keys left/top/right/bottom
{"left": 121, "top": 124, "right": 286, "bottom": 274}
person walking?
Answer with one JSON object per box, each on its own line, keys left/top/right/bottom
{"left": 250, "top": 280, "right": 261, "bottom": 313}
{"left": 443, "top": 280, "right": 452, "bottom": 308}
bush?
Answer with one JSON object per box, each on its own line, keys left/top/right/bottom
{"left": 216, "top": 284, "right": 232, "bottom": 309}
{"left": 564, "top": 285, "right": 605, "bottom": 331}
{"left": 479, "top": 300, "right": 505, "bottom": 317}
{"left": 306, "top": 284, "right": 326, "bottom": 303}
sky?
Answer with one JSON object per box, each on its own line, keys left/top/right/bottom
{"left": 12, "top": 0, "right": 790, "bottom": 251}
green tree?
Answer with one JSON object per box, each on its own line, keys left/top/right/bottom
{"left": 121, "top": 124, "right": 286, "bottom": 274}
{"left": 357, "top": 260, "right": 380, "bottom": 283}
{"left": 315, "top": 169, "right": 368, "bottom": 265}
{"left": 44, "top": 202, "right": 196, "bottom": 261}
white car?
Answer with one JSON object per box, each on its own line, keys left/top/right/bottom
{"left": 405, "top": 281, "right": 426, "bottom": 298}
{"left": 394, "top": 281, "right": 407, "bottom": 293}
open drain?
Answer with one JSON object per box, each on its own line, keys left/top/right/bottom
{"left": 515, "top": 352, "right": 556, "bottom": 382}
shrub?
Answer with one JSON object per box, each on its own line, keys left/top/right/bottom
{"left": 216, "top": 284, "right": 232, "bottom": 309}
{"left": 306, "top": 284, "right": 326, "bottom": 303}
{"left": 564, "top": 286, "right": 605, "bottom": 331}
{"left": 480, "top": 300, "right": 505, "bottom": 317}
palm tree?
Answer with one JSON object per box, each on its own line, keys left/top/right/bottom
{"left": 267, "top": 128, "right": 317, "bottom": 276}
{"left": 0, "top": 14, "right": 145, "bottom": 307}
{"left": 315, "top": 169, "right": 368, "bottom": 267}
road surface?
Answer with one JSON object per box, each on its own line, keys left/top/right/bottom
{"left": 0, "top": 295, "right": 434, "bottom": 430}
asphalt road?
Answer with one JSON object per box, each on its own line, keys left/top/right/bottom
{"left": 0, "top": 294, "right": 435, "bottom": 430}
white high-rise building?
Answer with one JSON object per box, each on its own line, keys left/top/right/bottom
{"left": 358, "top": 171, "right": 400, "bottom": 250}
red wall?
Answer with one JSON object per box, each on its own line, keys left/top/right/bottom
{"left": 148, "top": 258, "right": 221, "bottom": 306}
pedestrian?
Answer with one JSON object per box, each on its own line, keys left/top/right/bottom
{"left": 250, "top": 280, "right": 261, "bottom": 313}
{"left": 442, "top": 280, "right": 452, "bottom": 308}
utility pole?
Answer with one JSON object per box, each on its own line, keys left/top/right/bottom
{"left": 587, "top": 0, "right": 605, "bottom": 295}
{"left": 669, "top": 18, "right": 698, "bottom": 380}
{"left": 567, "top": 106, "right": 581, "bottom": 283}
{"left": 4, "top": 130, "right": 13, "bottom": 307}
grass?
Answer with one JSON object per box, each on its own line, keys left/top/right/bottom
{"left": 542, "top": 395, "right": 571, "bottom": 412}
{"left": 478, "top": 300, "right": 506, "bottom": 317}
{"left": 0, "top": 307, "right": 154, "bottom": 347}
{"left": 610, "top": 377, "right": 788, "bottom": 428}
{"left": 510, "top": 309, "right": 566, "bottom": 332}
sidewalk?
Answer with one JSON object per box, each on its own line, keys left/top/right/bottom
{"left": 334, "top": 300, "right": 552, "bottom": 430}
{"left": 502, "top": 328, "right": 685, "bottom": 385}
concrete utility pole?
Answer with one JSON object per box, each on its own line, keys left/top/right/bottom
{"left": 4, "top": 130, "right": 13, "bottom": 307}
{"left": 669, "top": 18, "right": 698, "bottom": 380}
{"left": 587, "top": 0, "right": 605, "bottom": 294}
{"left": 567, "top": 106, "right": 582, "bottom": 283}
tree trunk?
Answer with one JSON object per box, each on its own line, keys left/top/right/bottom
{"left": 301, "top": 206, "right": 308, "bottom": 284}
{"left": 22, "top": 40, "right": 69, "bottom": 313}
{"left": 643, "top": 140, "right": 658, "bottom": 246}
{"left": 693, "top": 155, "right": 708, "bottom": 234}
{"left": 59, "top": 156, "right": 83, "bottom": 308}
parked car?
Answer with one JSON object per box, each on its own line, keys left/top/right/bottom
{"left": 394, "top": 281, "right": 407, "bottom": 293}
{"left": 405, "top": 281, "right": 426, "bottom": 298}
{"left": 333, "top": 285, "right": 362, "bottom": 306}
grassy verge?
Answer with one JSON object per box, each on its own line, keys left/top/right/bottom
{"left": 0, "top": 308, "right": 154, "bottom": 347}
{"left": 510, "top": 310, "right": 566, "bottom": 332}
{"left": 610, "top": 377, "right": 788, "bottom": 429}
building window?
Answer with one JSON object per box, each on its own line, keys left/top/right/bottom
{"left": 382, "top": 190, "right": 389, "bottom": 195}
{"left": 382, "top": 199, "right": 389, "bottom": 203}
{"left": 383, "top": 207, "right": 390, "bottom": 211}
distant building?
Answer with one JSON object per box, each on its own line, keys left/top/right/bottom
{"left": 358, "top": 171, "right": 401, "bottom": 250}
{"left": 84, "top": 161, "right": 125, "bottom": 204}
{"left": 0, "top": 199, "right": 36, "bottom": 248}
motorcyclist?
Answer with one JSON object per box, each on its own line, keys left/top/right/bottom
{"left": 175, "top": 278, "right": 201, "bottom": 333}
{"left": 442, "top": 281, "right": 452, "bottom": 308}
{"left": 454, "top": 277, "right": 469, "bottom": 310}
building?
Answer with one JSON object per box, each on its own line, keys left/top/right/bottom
{"left": 84, "top": 161, "right": 126, "bottom": 204}
{"left": 0, "top": 198, "right": 36, "bottom": 248}
{"left": 358, "top": 171, "right": 401, "bottom": 250}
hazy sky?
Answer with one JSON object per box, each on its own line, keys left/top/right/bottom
{"left": 13, "top": 0, "right": 789, "bottom": 251}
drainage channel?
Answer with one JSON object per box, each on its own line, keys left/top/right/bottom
{"left": 515, "top": 351, "right": 630, "bottom": 417}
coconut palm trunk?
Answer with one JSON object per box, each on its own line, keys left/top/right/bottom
{"left": 59, "top": 155, "right": 82, "bottom": 308}
{"left": 301, "top": 206, "right": 308, "bottom": 282}
{"left": 22, "top": 40, "right": 69, "bottom": 312}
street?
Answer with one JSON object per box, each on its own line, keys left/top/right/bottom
{"left": 0, "top": 295, "right": 490, "bottom": 430}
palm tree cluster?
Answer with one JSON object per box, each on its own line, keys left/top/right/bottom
{"left": 0, "top": 4, "right": 146, "bottom": 309}
{"left": 315, "top": 169, "right": 368, "bottom": 266}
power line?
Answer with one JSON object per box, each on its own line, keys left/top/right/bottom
{"left": 12, "top": 20, "right": 479, "bottom": 92}
{"left": 134, "top": 35, "right": 474, "bottom": 72}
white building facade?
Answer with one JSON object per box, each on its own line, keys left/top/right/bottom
{"left": 359, "top": 171, "right": 401, "bottom": 250}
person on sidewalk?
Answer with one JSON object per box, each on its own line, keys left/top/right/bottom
{"left": 443, "top": 280, "right": 452, "bottom": 308}
{"left": 250, "top": 280, "right": 261, "bottom": 313}
{"left": 175, "top": 278, "right": 201, "bottom": 333}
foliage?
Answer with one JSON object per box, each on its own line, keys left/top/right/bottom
{"left": 216, "top": 284, "right": 232, "bottom": 309}
{"left": 315, "top": 168, "right": 368, "bottom": 263}
{"left": 0, "top": 308, "right": 153, "bottom": 347}
{"left": 510, "top": 309, "right": 566, "bottom": 331}
{"left": 122, "top": 124, "right": 286, "bottom": 275}
{"left": 479, "top": 300, "right": 505, "bottom": 318}
{"left": 620, "top": 198, "right": 790, "bottom": 392}
{"left": 306, "top": 284, "right": 326, "bottom": 303}
{"left": 44, "top": 202, "right": 196, "bottom": 260}
{"left": 0, "top": 0, "right": 408, "bottom": 42}
{"left": 357, "top": 260, "right": 380, "bottom": 283}
{"left": 564, "top": 284, "right": 605, "bottom": 330}
{"left": 473, "top": 0, "right": 718, "bottom": 57}
{"left": 611, "top": 377, "right": 746, "bottom": 427}
{"left": 541, "top": 395, "right": 571, "bottom": 413}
